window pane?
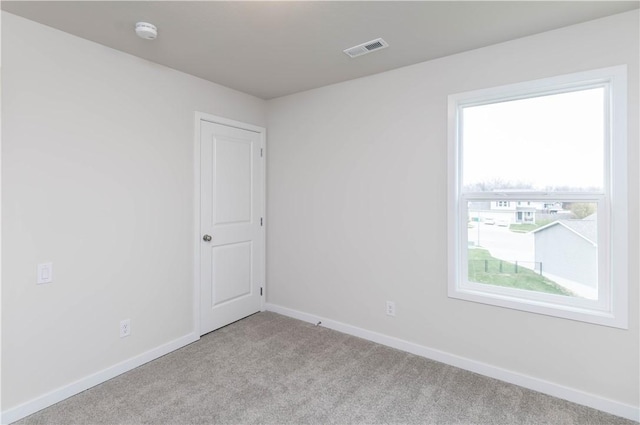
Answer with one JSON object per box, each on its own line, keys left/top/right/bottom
{"left": 467, "top": 201, "right": 598, "bottom": 299}
{"left": 462, "top": 88, "right": 604, "bottom": 192}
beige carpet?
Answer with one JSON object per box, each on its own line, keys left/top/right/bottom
{"left": 15, "top": 312, "right": 636, "bottom": 424}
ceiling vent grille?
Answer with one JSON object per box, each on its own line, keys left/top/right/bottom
{"left": 343, "top": 38, "right": 389, "bottom": 58}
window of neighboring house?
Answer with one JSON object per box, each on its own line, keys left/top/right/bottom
{"left": 448, "top": 66, "right": 628, "bottom": 328}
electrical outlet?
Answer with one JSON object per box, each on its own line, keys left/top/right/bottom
{"left": 386, "top": 301, "right": 396, "bottom": 317}
{"left": 120, "top": 319, "right": 131, "bottom": 338}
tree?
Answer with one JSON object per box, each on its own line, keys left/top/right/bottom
{"left": 464, "top": 178, "right": 533, "bottom": 192}
{"left": 566, "top": 202, "right": 596, "bottom": 219}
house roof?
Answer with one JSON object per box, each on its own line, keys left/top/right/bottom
{"left": 532, "top": 215, "right": 597, "bottom": 245}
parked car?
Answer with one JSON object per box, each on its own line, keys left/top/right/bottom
{"left": 484, "top": 218, "right": 495, "bottom": 225}
{"left": 497, "top": 220, "right": 510, "bottom": 227}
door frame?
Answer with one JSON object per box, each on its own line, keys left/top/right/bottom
{"left": 193, "top": 111, "right": 266, "bottom": 337}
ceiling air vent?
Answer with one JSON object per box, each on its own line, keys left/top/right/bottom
{"left": 343, "top": 38, "right": 389, "bottom": 58}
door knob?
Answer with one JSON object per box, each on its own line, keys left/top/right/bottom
{"left": 203, "top": 234, "right": 212, "bottom": 242}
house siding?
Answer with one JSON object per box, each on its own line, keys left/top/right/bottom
{"left": 534, "top": 225, "right": 597, "bottom": 289}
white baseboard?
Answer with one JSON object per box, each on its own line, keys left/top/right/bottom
{"left": 265, "top": 303, "right": 639, "bottom": 422}
{"left": 1, "top": 332, "right": 199, "bottom": 425}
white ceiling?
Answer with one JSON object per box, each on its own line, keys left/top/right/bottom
{"left": 3, "top": 1, "right": 638, "bottom": 99}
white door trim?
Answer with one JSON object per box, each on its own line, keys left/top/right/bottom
{"left": 193, "top": 112, "right": 266, "bottom": 337}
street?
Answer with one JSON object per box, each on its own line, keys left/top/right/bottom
{"left": 468, "top": 223, "right": 536, "bottom": 269}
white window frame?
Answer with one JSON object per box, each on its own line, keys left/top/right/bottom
{"left": 447, "top": 66, "right": 628, "bottom": 329}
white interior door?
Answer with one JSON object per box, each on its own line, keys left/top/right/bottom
{"left": 200, "top": 119, "right": 264, "bottom": 335}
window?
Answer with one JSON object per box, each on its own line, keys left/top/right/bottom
{"left": 448, "top": 66, "right": 628, "bottom": 328}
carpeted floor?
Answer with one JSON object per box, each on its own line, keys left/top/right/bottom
{"left": 15, "top": 312, "right": 636, "bottom": 424}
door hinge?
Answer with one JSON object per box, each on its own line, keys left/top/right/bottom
{"left": 260, "top": 287, "right": 263, "bottom": 296}
{"left": 260, "top": 217, "right": 263, "bottom": 226}
{"left": 260, "top": 148, "right": 263, "bottom": 157}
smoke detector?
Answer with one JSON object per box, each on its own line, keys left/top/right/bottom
{"left": 135, "top": 22, "right": 157, "bottom": 40}
{"left": 343, "top": 38, "right": 388, "bottom": 58}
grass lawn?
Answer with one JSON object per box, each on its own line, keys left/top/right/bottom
{"left": 509, "top": 219, "right": 553, "bottom": 233}
{"left": 468, "top": 248, "right": 573, "bottom": 296}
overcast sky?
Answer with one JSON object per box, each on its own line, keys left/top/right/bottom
{"left": 462, "top": 87, "right": 604, "bottom": 191}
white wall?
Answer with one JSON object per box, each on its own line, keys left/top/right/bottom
{"left": 1, "top": 12, "right": 266, "bottom": 412}
{"left": 266, "top": 10, "right": 639, "bottom": 411}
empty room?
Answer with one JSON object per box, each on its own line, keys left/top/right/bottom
{"left": 1, "top": 1, "right": 639, "bottom": 424}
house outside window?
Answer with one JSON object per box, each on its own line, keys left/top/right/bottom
{"left": 448, "top": 66, "right": 628, "bottom": 328}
